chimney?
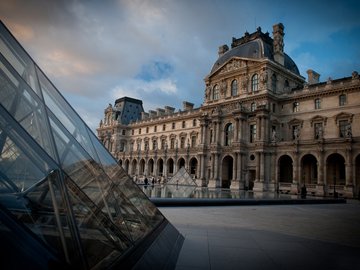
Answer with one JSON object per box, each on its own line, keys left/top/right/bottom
{"left": 149, "top": 110, "right": 157, "bottom": 117}
{"left": 141, "top": 112, "right": 149, "bottom": 119}
{"left": 272, "top": 23, "right": 285, "bottom": 66}
{"left": 218, "top": 44, "right": 229, "bottom": 57}
{"left": 307, "top": 69, "right": 320, "bottom": 84}
{"left": 165, "top": 106, "right": 175, "bottom": 114}
{"left": 183, "top": 101, "right": 194, "bottom": 111}
{"left": 156, "top": 108, "right": 165, "bottom": 116}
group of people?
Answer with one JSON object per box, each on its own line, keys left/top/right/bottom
{"left": 136, "top": 176, "right": 162, "bottom": 186}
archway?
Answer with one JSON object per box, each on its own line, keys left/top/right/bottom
{"left": 178, "top": 158, "right": 185, "bottom": 169}
{"left": 221, "top": 155, "right": 233, "bottom": 188}
{"left": 131, "top": 159, "right": 137, "bottom": 176}
{"left": 301, "top": 154, "right": 317, "bottom": 185}
{"left": 278, "top": 155, "right": 293, "bottom": 183}
{"left": 124, "top": 159, "right": 130, "bottom": 174}
{"left": 189, "top": 157, "right": 198, "bottom": 178}
{"left": 148, "top": 159, "right": 154, "bottom": 176}
{"left": 139, "top": 159, "right": 145, "bottom": 175}
{"left": 157, "top": 158, "right": 164, "bottom": 176}
{"left": 167, "top": 158, "right": 174, "bottom": 175}
{"left": 326, "top": 153, "right": 345, "bottom": 185}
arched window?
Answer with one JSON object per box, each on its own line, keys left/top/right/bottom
{"left": 251, "top": 74, "right": 259, "bottom": 92}
{"left": 231, "top": 79, "right": 238, "bottom": 96}
{"left": 250, "top": 102, "right": 256, "bottom": 112}
{"left": 213, "top": 84, "right": 220, "bottom": 100}
{"left": 271, "top": 74, "right": 277, "bottom": 92}
{"left": 225, "top": 123, "right": 234, "bottom": 146}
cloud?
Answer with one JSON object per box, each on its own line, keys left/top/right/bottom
{"left": 1, "top": 0, "right": 359, "bottom": 133}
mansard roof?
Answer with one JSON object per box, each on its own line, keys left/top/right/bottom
{"left": 210, "top": 27, "right": 299, "bottom": 75}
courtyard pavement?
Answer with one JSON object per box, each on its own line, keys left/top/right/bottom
{"left": 159, "top": 200, "right": 360, "bottom": 270}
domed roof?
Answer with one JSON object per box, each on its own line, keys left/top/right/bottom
{"left": 210, "top": 30, "right": 300, "bottom": 75}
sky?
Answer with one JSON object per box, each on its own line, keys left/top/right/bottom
{"left": 1, "top": 0, "right": 360, "bottom": 132}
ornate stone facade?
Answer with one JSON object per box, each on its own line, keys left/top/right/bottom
{"left": 97, "top": 23, "right": 360, "bottom": 198}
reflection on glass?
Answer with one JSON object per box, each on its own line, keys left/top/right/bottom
{"left": 0, "top": 21, "right": 165, "bottom": 269}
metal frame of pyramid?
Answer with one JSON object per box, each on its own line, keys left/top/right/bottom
{"left": 0, "top": 21, "right": 183, "bottom": 269}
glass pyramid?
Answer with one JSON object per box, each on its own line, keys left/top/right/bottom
{"left": 166, "top": 167, "right": 197, "bottom": 186}
{"left": 0, "top": 21, "right": 182, "bottom": 269}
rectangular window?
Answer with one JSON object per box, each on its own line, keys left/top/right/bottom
{"left": 122, "top": 129, "right": 126, "bottom": 135}
{"left": 163, "top": 124, "right": 166, "bottom": 131}
{"left": 146, "top": 127, "right": 149, "bottom": 133}
{"left": 182, "top": 121, "right": 186, "bottom": 128}
{"left": 180, "top": 137, "right": 185, "bottom": 148}
{"left": 170, "top": 138, "right": 175, "bottom": 149}
{"left": 172, "top": 122, "right": 175, "bottom": 129}
{"left": 193, "top": 119, "right": 197, "bottom": 127}
{"left": 132, "top": 130, "right": 134, "bottom": 135}
{"left": 250, "top": 124, "right": 256, "bottom": 143}
{"left": 139, "top": 128, "right": 141, "bottom": 134}
{"left": 339, "top": 120, "right": 348, "bottom": 137}
{"left": 191, "top": 136, "right": 196, "bottom": 147}
{"left": 339, "top": 94, "right": 346, "bottom": 106}
{"left": 315, "top": 98, "right": 321, "bottom": 109}
{"left": 210, "top": 129, "right": 213, "bottom": 143}
{"left": 152, "top": 140, "right": 157, "bottom": 150}
{"left": 154, "top": 125, "right": 157, "bottom": 132}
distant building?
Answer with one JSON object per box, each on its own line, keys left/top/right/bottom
{"left": 97, "top": 23, "right": 360, "bottom": 198}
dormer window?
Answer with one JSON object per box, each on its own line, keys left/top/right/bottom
{"left": 271, "top": 74, "right": 277, "bottom": 92}
{"left": 251, "top": 74, "right": 259, "bottom": 92}
{"left": 339, "top": 94, "right": 346, "bottom": 106}
{"left": 231, "top": 79, "right": 238, "bottom": 96}
{"left": 250, "top": 102, "right": 256, "bottom": 112}
{"left": 213, "top": 84, "right": 220, "bottom": 100}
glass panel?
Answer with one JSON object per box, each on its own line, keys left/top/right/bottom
{"left": 37, "top": 67, "right": 98, "bottom": 162}
{"left": 0, "top": 24, "right": 41, "bottom": 96}
{"left": 64, "top": 176, "right": 129, "bottom": 268}
{"left": 0, "top": 56, "right": 57, "bottom": 161}
{"left": 49, "top": 112, "right": 163, "bottom": 241}
{"left": 0, "top": 114, "right": 52, "bottom": 191}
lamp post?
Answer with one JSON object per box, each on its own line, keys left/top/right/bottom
{"left": 333, "top": 175, "right": 337, "bottom": 198}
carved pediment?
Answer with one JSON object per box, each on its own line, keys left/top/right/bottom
{"left": 288, "top": 118, "right": 303, "bottom": 128}
{"left": 210, "top": 58, "right": 260, "bottom": 78}
{"left": 310, "top": 115, "right": 327, "bottom": 126}
{"left": 335, "top": 112, "right": 353, "bottom": 122}
{"left": 219, "top": 59, "right": 246, "bottom": 74}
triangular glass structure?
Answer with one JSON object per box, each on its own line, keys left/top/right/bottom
{"left": 0, "top": 21, "right": 182, "bottom": 269}
{"left": 166, "top": 166, "right": 197, "bottom": 186}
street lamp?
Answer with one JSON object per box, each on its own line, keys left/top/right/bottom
{"left": 333, "top": 175, "right": 337, "bottom": 198}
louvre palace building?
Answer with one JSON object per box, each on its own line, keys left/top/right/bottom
{"left": 97, "top": 23, "right": 360, "bottom": 198}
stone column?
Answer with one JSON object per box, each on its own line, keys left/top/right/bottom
{"left": 316, "top": 151, "right": 325, "bottom": 196}
{"left": 234, "top": 118, "right": 239, "bottom": 142}
{"left": 215, "top": 120, "right": 221, "bottom": 145}
{"left": 238, "top": 118, "right": 243, "bottom": 141}
{"left": 260, "top": 152, "right": 265, "bottom": 182}
{"left": 231, "top": 154, "right": 239, "bottom": 189}
{"left": 256, "top": 152, "right": 260, "bottom": 182}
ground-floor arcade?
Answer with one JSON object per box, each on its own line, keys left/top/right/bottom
{"left": 118, "top": 148, "right": 360, "bottom": 198}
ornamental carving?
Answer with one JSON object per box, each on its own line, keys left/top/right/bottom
{"left": 219, "top": 59, "right": 244, "bottom": 74}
